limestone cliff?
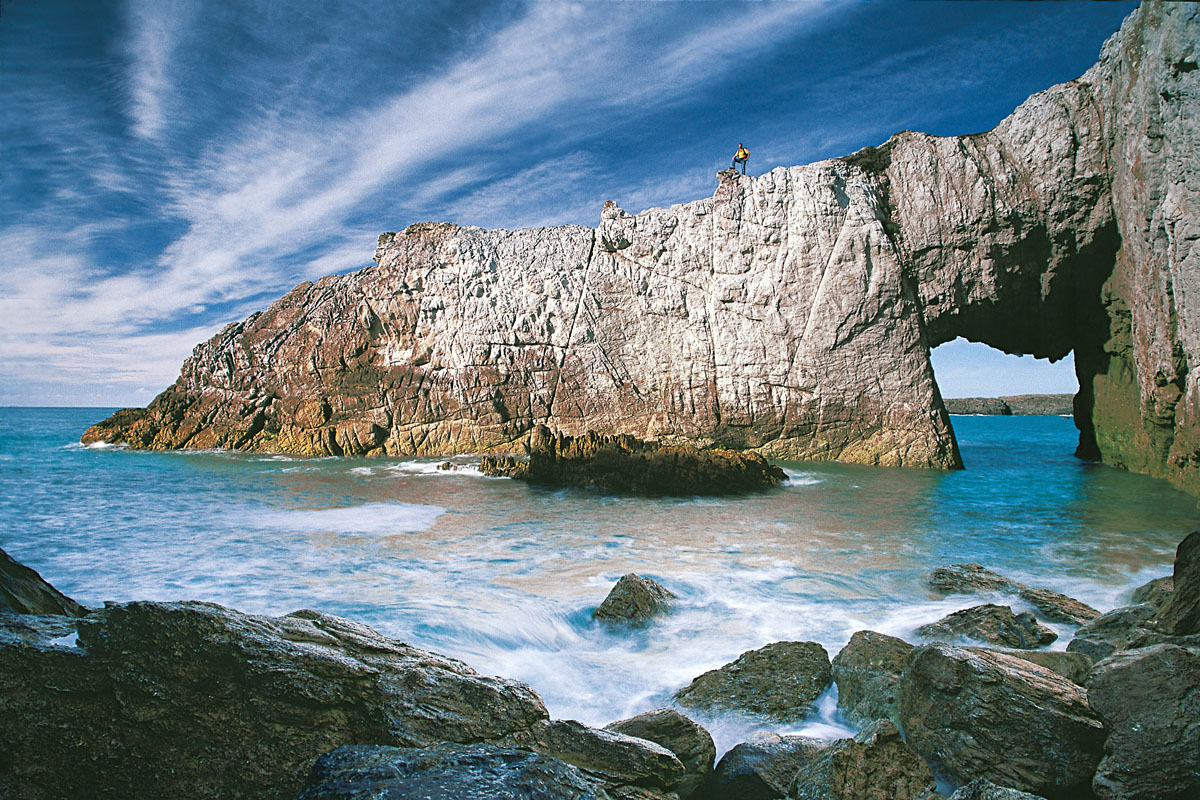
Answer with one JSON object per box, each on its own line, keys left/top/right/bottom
{"left": 84, "top": 3, "right": 1200, "bottom": 493}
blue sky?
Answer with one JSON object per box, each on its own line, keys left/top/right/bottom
{"left": 1, "top": 1, "right": 1136, "bottom": 407}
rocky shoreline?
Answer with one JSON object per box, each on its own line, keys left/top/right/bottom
{"left": 943, "top": 394, "right": 1075, "bottom": 417}
{"left": 3, "top": 532, "right": 1197, "bottom": 800}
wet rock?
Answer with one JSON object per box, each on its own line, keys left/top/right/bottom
{"left": 1156, "top": 531, "right": 1200, "bottom": 635}
{"left": 605, "top": 708, "right": 715, "bottom": 798}
{"left": 1087, "top": 640, "right": 1200, "bottom": 800}
{"left": 925, "top": 565, "right": 1098, "bottom": 625}
{"left": 594, "top": 574, "right": 676, "bottom": 624}
{"left": 674, "top": 641, "right": 832, "bottom": 724}
{"left": 483, "top": 427, "right": 787, "bottom": 496}
{"left": 0, "top": 545, "right": 86, "bottom": 617}
{"left": 947, "top": 778, "right": 1047, "bottom": 800}
{"left": 0, "top": 601, "right": 548, "bottom": 800}
{"left": 898, "top": 643, "right": 1104, "bottom": 798}
{"left": 295, "top": 742, "right": 613, "bottom": 799}
{"left": 500, "top": 719, "right": 685, "bottom": 796}
{"left": 1066, "top": 603, "right": 1158, "bottom": 661}
{"left": 967, "top": 648, "right": 1093, "bottom": 686}
{"left": 709, "top": 733, "right": 825, "bottom": 800}
{"left": 1130, "top": 575, "right": 1173, "bottom": 609}
{"left": 789, "top": 719, "right": 938, "bottom": 800}
{"left": 0, "top": 611, "right": 79, "bottom": 647}
{"left": 917, "top": 604, "right": 1057, "bottom": 649}
{"left": 831, "top": 630, "right": 913, "bottom": 726}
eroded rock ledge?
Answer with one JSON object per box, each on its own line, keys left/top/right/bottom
{"left": 83, "top": 4, "right": 1200, "bottom": 494}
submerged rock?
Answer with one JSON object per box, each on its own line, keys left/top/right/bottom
{"left": 594, "top": 574, "right": 676, "bottom": 624}
{"left": 0, "top": 545, "right": 86, "bottom": 617}
{"left": 499, "top": 719, "right": 684, "bottom": 797}
{"left": 1087, "top": 640, "right": 1200, "bottom": 800}
{"left": 605, "top": 708, "right": 715, "bottom": 799}
{"left": 674, "top": 641, "right": 831, "bottom": 724}
{"left": 924, "top": 564, "right": 1098, "bottom": 625}
{"left": 709, "top": 733, "right": 825, "bottom": 800}
{"left": 295, "top": 743, "right": 613, "bottom": 799}
{"left": 917, "top": 604, "right": 1057, "bottom": 649}
{"left": 0, "top": 600, "right": 548, "bottom": 800}
{"left": 1156, "top": 530, "right": 1200, "bottom": 636}
{"left": 899, "top": 643, "right": 1104, "bottom": 798}
{"left": 831, "top": 630, "right": 913, "bottom": 727}
{"left": 482, "top": 426, "right": 787, "bottom": 495}
{"left": 789, "top": 719, "right": 938, "bottom": 800}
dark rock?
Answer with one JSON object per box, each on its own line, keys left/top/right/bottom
{"left": 1130, "top": 575, "right": 1173, "bottom": 609}
{"left": 709, "top": 733, "right": 825, "bottom": 800}
{"left": 1156, "top": 530, "right": 1200, "bottom": 635}
{"left": 917, "top": 604, "right": 1057, "bottom": 649}
{"left": 944, "top": 394, "right": 1073, "bottom": 416}
{"left": 1066, "top": 603, "right": 1158, "bottom": 661}
{"left": 898, "top": 643, "right": 1104, "bottom": 798}
{"left": 0, "top": 601, "right": 548, "bottom": 800}
{"left": 482, "top": 427, "right": 787, "bottom": 496}
{"left": 500, "top": 719, "right": 685, "bottom": 795}
{"left": 0, "top": 545, "right": 86, "bottom": 617}
{"left": 295, "top": 742, "right": 613, "bottom": 799}
{"left": 674, "top": 641, "right": 831, "bottom": 724}
{"left": 605, "top": 708, "right": 714, "bottom": 798}
{"left": 947, "top": 778, "right": 1047, "bottom": 800}
{"left": 594, "top": 574, "right": 676, "bottom": 624}
{"left": 1087, "top": 640, "right": 1200, "bottom": 800}
{"left": 789, "top": 719, "right": 938, "bottom": 800}
{"left": 831, "top": 630, "right": 913, "bottom": 726}
{"left": 925, "top": 564, "right": 1098, "bottom": 625}
{"left": 967, "top": 648, "right": 1093, "bottom": 686}
{"left": 0, "top": 610, "right": 79, "bottom": 647}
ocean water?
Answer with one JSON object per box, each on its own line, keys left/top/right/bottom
{"left": 1, "top": 407, "right": 1196, "bottom": 756}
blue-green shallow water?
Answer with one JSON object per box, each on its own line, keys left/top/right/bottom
{"left": 2, "top": 407, "right": 1197, "bottom": 757}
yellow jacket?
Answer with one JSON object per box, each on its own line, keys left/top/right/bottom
{"left": 735, "top": 146, "right": 749, "bottom": 160}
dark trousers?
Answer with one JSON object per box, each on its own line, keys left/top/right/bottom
{"left": 733, "top": 157, "right": 747, "bottom": 175}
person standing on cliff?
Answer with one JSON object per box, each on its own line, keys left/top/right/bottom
{"left": 732, "top": 143, "right": 749, "bottom": 175}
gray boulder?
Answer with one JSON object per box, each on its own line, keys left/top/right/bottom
{"left": 947, "top": 778, "right": 1046, "bottom": 799}
{"left": 925, "top": 564, "right": 1098, "bottom": 625}
{"left": 917, "top": 604, "right": 1056, "bottom": 649}
{"left": 295, "top": 743, "right": 613, "bottom": 799}
{"left": 595, "top": 574, "right": 676, "bottom": 624}
{"left": 709, "top": 733, "right": 825, "bottom": 800}
{"left": 1130, "top": 575, "right": 1173, "bottom": 609}
{"left": 899, "top": 643, "right": 1104, "bottom": 798}
{"left": 0, "top": 545, "right": 86, "bottom": 617}
{"left": 0, "top": 601, "right": 548, "bottom": 800}
{"left": 789, "top": 719, "right": 938, "bottom": 800}
{"left": 1087, "top": 640, "right": 1200, "bottom": 800}
{"left": 500, "top": 719, "right": 685, "bottom": 796}
{"left": 831, "top": 630, "right": 913, "bottom": 726}
{"left": 1066, "top": 603, "right": 1158, "bottom": 661}
{"left": 1156, "top": 530, "right": 1200, "bottom": 635}
{"left": 605, "top": 708, "right": 715, "bottom": 798}
{"left": 674, "top": 641, "right": 831, "bottom": 723}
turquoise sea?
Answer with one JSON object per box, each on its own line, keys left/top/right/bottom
{"left": 1, "top": 407, "right": 1196, "bottom": 755}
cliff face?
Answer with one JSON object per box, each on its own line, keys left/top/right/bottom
{"left": 84, "top": 3, "right": 1200, "bottom": 493}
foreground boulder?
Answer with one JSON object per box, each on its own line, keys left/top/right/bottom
{"left": 709, "top": 733, "right": 825, "bottom": 800}
{"left": 899, "top": 643, "right": 1104, "bottom": 798}
{"left": 499, "top": 719, "right": 685, "bottom": 796}
{"left": 925, "top": 564, "right": 1098, "bottom": 625}
{"left": 966, "top": 648, "right": 1092, "bottom": 686}
{"left": 0, "top": 545, "right": 86, "bottom": 617}
{"left": 1087, "top": 640, "right": 1200, "bottom": 800}
{"left": 1066, "top": 603, "right": 1159, "bottom": 661}
{"left": 594, "top": 574, "right": 676, "bottom": 624}
{"left": 1156, "top": 530, "right": 1200, "bottom": 635}
{"left": 605, "top": 708, "right": 715, "bottom": 798}
{"left": 674, "top": 641, "right": 831, "bottom": 723}
{"left": 917, "top": 604, "right": 1057, "bottom": 649}
{"left": 0, "top": 601, "right": 548, "bottom": 800}
{"left": 295, "top": 743, "right": 612, "bottom": 799}
{"left": 830, "top": 630, "right": 913, "bottom": 726}
{"left": 790, "top": 719, "right": 938, "bottom": 800}
{"left": 481, "top": 426, "right": 786, "bottom": 495}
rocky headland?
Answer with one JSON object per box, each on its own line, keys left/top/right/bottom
{"left": 4, "top": 532, "right": 1199, "bottom": 799}
{"left": 81, "top": 3, "right": 1200, "bottom": 497}
{"left": 943, "top": 394, "right": 1074, "bottom": 416}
